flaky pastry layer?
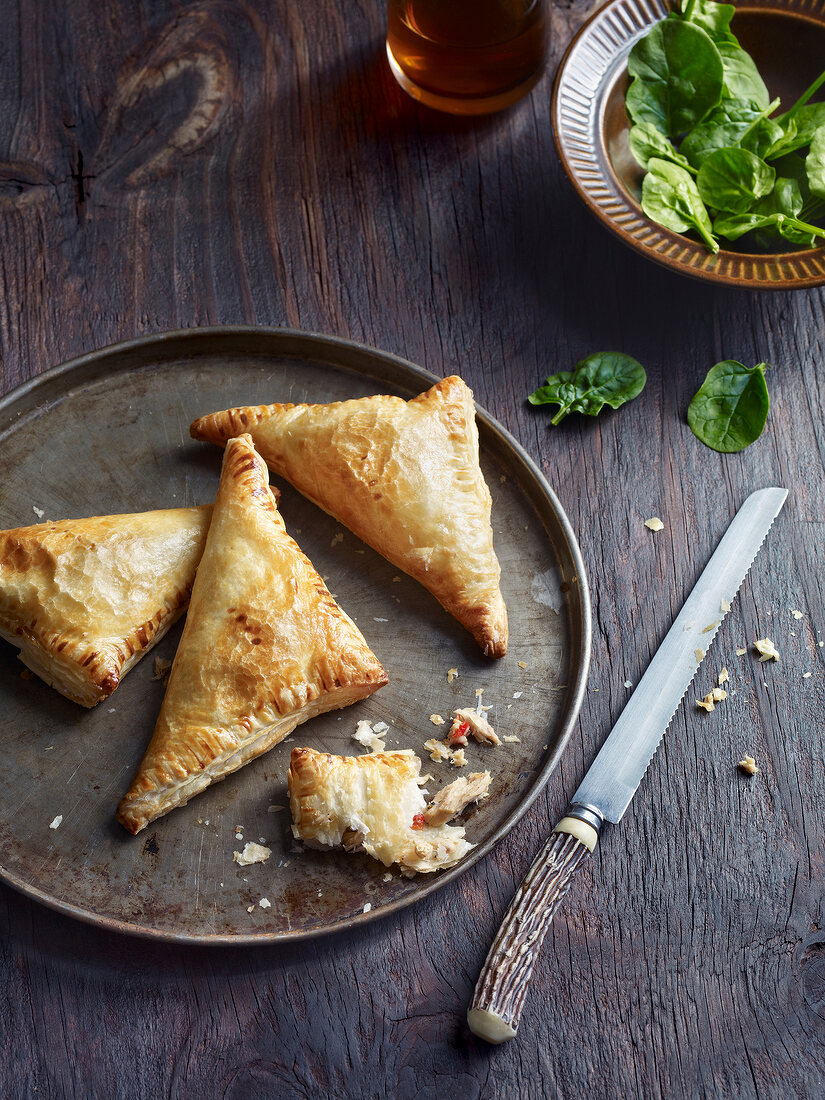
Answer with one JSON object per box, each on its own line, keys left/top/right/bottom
{"left": 190, "top": 375, "right": 508, "bottom": 656}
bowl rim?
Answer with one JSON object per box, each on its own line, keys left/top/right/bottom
{"left": 552, "top": 0, "right": 825, "bottom": 290}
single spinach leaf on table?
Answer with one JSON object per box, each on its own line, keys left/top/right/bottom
{"left": 628, "top": 123, "right": 694, "bottom": 172}
{"left": 681, "top": 97, "right": 781, "bottom": 168}
{"left": 642, "top": 158, "right": 719, "bottom": 251}
{"left": 626, "top": 21, "right": 724, "bottom": 135}
{"left": 716, "top": 42, "right": 770, "bottom": 108}
{"left": 696, "top": 147, "right": 775, "bottom": 213}
{"left": 527, "top": 353, "right": 647, "bottom": 426}
{"left": 687, "top": 361, "right": 770, "bottom": 452}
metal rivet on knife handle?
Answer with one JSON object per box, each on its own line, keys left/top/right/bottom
{"left": 468, "top": 808, "right": 602, "bottom": 1044}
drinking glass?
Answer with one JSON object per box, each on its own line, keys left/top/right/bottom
{"left": 386, "top": 0, "right": 548, "bottom": 115}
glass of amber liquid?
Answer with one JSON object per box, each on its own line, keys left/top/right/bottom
{"left": 386, "top": 0, "right": 548, "bottom": 115}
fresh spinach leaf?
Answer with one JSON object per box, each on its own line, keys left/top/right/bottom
{"left": 808, "top": 127, "right": 825, "bottom": 199}
{"left": 681, "top": 97, "right": 781, "bottom": 167}
{"left": 628, "top": 123, "right": 695, "bottom": 172}
{"left": 626, "top": 21, "right": 724, "bottom": 135}
{"left": 713, "top": 211, "right": 785, "bottom": 240}
{"left": 768, "top": 104, "right": 825, "bottom": 158}
{"left": 527, "top": 353, "right": 647, "bottom": 426}
{"left": 696, "top": 147, "right": 775, "bottom": 213}
{"left": 717, "top": 42, "right": 770, "bottom": 108}
{"left": 687, "top": 361, "right": 770, "bottom": 452}
{"left": 642, "top": 158, "right": 719, "bottom": 251}
{"left": 675, "top": 0, "right": 737, "bottom": 45}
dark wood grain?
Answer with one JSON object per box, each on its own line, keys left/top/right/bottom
{"left": 1, "top": 1, "right": 824, "bottom": 1097}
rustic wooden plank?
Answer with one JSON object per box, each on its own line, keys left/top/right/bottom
{"left": 0, "top": 1, "right": 824, "bottom": 1098}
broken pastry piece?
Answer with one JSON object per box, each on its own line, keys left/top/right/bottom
{"left": 0, "top": 506, "right": 211, "bottom": 706}
{"left": 447, "top": 707, "right": 500, "bottom": 746}
{"left": 288, "top": 746, "right": 489, "bottom": 874}
{"left": 116, "top": 434, "right": 388, "bottom": 835}
{"left": 190, "top": 375, "right": 508, "bottom": 657}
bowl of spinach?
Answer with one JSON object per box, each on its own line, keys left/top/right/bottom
{"left": 553, "top": 0, "right": 825, "bottom": 288}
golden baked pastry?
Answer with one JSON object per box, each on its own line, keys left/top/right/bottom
{"left": 117, "top": 434, "right": 388, "bottom": 835}
{"left": 190, "top": 375, "right": 508, "bottom": 657}
{"left": 288, "top": 746, "right": 487, "bottom": 874}
{"left": 0, "top": 506, "right": 211, "bottom": 707}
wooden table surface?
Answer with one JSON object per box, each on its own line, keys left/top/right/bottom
{"left": 2, "top": 2, "right": 824, "bottom": 1097}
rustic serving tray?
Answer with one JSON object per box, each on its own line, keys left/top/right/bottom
{"left": 0, "top": 327, "right": 590, "bottom": 942}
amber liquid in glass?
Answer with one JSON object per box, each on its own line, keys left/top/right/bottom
{"left": 386, "top": 0, "right": 547, "bottom": 114}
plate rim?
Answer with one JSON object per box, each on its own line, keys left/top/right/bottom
{"left": 0, "top": 325, "right": 591, "bottom": 944}
{"left": 552, "top": 0, "right": 825, "bottom": 290}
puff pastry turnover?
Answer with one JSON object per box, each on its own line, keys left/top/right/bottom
{"left": 190, "top": 375, "right": 508, "bottom": 657}
{"left": 0, "top": 506, "right": 211, "bottom": 707}
{"left": 288, "top": 745, "right": 489, "bottom": 874}
{"left": 117, "top": 434, "right": 388, "bottom": 835}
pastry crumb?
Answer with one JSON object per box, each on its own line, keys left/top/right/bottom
{"left": 233, "top": 842, "right": 271, "bottom": 866}
{"left": 503, "top": 735, "right": 520, "bottom": 743}
{"left": 353, "top": 720, "right": 386, "bottom": 753}
{"left": 644, "top": 517, "right": 664, "bottom": 532}
{"left": 517, "top": 661, "right": 527, "bottom": 669}
{"left": 268, "top": 804, "right": 285, "bottom": 813}
{"left": 330, "top": 531, "right": 344, "bottom": 547}
{"left": 738, "top": 754, "right": 758, "bottom": 775}
{"left": 450, "top": 748, "right": 467, "bottom": 767}
{"left": 512, "top": 691, "right": 522, "bottom": 698}
{"left": 32, "top": 505, "right": 45, "bottom": 519}
{"left": 791, "top": 609, "right": 803, "bottom": 620}
{"left": 694, "top": 648, "right": 706, "bottom": 662}
{"left": 246, "top": 905, "right": 255, "bottom": 913}
{"left": 702, "top": 621, "right": 719, "bottom": 634}
{"left": 429, "top": 714, "right": 445, "bottom": 725}
{"left": 49, "top": 815, "right": 63, "bottom": 829}
{"left": 802, "top": 671, "right": 812, "bottom": 679}
{"left": 363, "top": 902, "right": 372, "bottom": 913}
{"left": 718, "top": 668, "right": 729, "bottom": 686}
{"left": 424, "top": 738, "right": 451, "bottom": 762}
{"left": 382, "top": 872, "right": 392, "bottom": 882}
{"left": 447, "top": 667, "right": 459, "bottom": 683}
{"left": 720, "top": 599, "right": 731, "bottom": 612}
{"left": 259, "top": 898, "right": 271, "bottom": 909}
{"left": 624, "top": 680, "right": 632, "bottom": 688}
{"left": 754, "top": 637, "right": 780, "bottom": 662}
{"left": 711, "top": 687, "right": 727, "bottom": 702}
{"left": 234, "top": 831, "right": 244, "bottom": 841}
{"left": 392, "top": 575, "right": 401, "bottom": 583}
{"left": 735, "top": 646, "right": 748, "bottom": 656}
{"left": 372, "top": 721, "right": 389, "bottom": 734}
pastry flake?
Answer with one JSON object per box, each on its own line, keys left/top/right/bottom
{"left": 288, "top": 746, "right": 475, "bottom": 874}
{"left": 190, "top": 375, "right": 508, "bottom": 657}
{"left": 116, "top": 434, "right": 388, "bottom": 835}
{"left": 0, "top": 506, "right": 212, "bottom": 706}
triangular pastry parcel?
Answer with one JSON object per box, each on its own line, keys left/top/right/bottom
{"left": 0, "top": 506, "right": 212, "bottom": 707}
{"left": 116, "top": 433, "right": 388, "bottom": 835}
{"left": 190, "top": 375, "right": 508, "bottom": 656}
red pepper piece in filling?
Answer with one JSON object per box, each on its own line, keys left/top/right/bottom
{"left": 448, "top": 719, "right": 470, "bottom": 746}
{"left": 411, "top": 813, "right": 425, "bottom": 830}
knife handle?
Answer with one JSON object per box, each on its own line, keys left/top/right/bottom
{"left": 467, "top": 812, "right": 601, "bottom": 1044}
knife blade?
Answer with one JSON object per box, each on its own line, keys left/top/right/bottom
{"left": 468, "top": 487, "right": 787, "bottom": 1044}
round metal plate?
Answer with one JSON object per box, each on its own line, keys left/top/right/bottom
{"left": 553, "top": 0, "right": 825, "bottom": 289}
{"left": 0, "top": 327, "right": 590, "bottom": 943}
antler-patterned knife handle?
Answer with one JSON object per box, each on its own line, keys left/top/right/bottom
{"left": 468, "top": 811, "right": 602, "bottom": 1043}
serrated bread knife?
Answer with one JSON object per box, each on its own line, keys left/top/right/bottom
{"left": 468, "top": 487, "right": 788, "bottom": 1044}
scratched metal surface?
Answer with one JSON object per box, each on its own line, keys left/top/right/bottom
{"left": 0, "top": 327, "right": 589, "bottom": 942}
